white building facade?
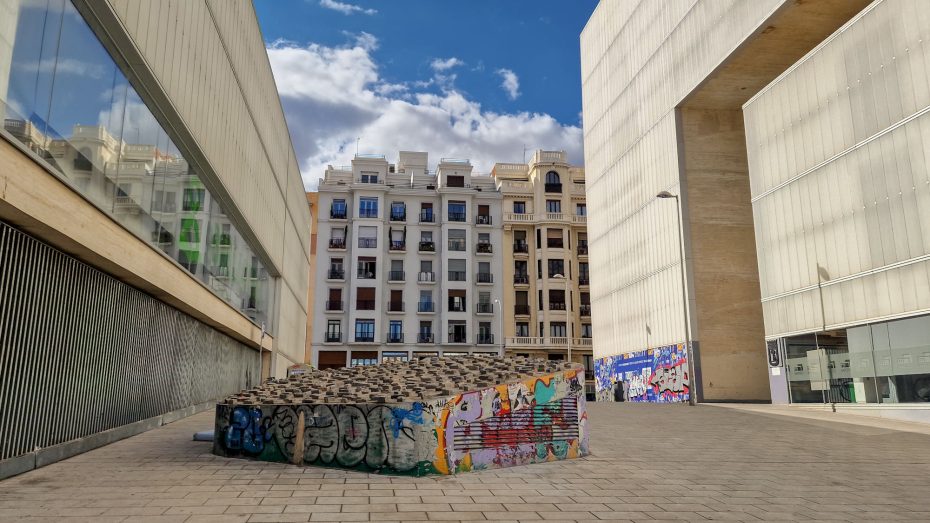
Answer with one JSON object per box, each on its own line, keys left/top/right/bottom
{"left": 310, "top": 152, "right": 504, "bottom": 368}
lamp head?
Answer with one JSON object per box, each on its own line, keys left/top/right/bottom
{"left": 656, "top": 191, "right": 676, "bottom": 199}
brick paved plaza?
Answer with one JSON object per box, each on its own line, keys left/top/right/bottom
{"left": 2, "top": 403, "right": 930, "bottom": 522}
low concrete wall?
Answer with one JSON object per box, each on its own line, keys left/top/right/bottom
{"left": 213, "top": 369, "right": 589, "bottom": 476}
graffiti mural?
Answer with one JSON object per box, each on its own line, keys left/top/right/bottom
{"left": 214, "top": 368, "right": 588, "bottom": 476}
{"left": 594, "top": 344, "right": 690, "bottom": 403}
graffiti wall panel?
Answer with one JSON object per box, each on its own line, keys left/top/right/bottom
{"left": 594, "top": 344, "right": 690, "bottom": 403}
{"left": 214, "top": 369, "right": 589, "bottom": 476}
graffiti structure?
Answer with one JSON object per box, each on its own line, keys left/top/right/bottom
{"left": 594, "top": 344, "right": 690, "bottom": 403}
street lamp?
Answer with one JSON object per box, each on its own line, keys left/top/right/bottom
{"left": 552, "top": 273, "right": 571, "bottom": 364}
{"left": 656, "top": 190, "right": 696, "bottom": 406}
{"left": 493, "top": 297, "right": 504, "bottom": 357}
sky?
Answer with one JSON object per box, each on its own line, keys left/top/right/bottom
{"left": 254, "top": 0, "right": 599, "bottom": 190}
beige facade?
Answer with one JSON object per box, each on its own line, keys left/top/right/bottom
{"left": 492, "top": 151, "right": 592, "bottom": 373}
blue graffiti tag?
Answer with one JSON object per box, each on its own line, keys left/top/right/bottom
{"left": 224, "top": 406, "right": 272, "bottom": 454}
{"left": 389, "top": 403, "right": 424, "bottom": 438}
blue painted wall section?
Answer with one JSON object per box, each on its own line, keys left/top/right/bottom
{"left": 594, "top": 344, "right": 690, "bottom": 403}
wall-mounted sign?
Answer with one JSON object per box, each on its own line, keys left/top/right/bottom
{"left": 767, "top": 340, "right": 781, "bottom": 367}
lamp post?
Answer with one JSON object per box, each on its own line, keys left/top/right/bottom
{"left": 552, "top": 273, "right": 571, "bottom": 364}
{"left": 493, "top": 297, "right": 504, "bottom": 357}
{"left": 656, "top": 191, "right": 696, "bottom": 406}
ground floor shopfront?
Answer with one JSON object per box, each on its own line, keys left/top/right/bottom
{"left": 769, "top": 313, "right": 930, "bottom": 423}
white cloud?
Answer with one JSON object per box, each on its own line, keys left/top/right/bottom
{"left": 266, "top": 39, "right": 582, "bottom": 191}
{"left": 429, "top": 57, "right": 465, "bottom": 71}
{"left": 496, "top": 68, "right": 521, "bottom": 100}
{"left": 319, "top": 0, "right": 376, "bottom": 15}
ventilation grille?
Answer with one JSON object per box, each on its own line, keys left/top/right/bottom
{"left": 451, "top": 397, "right": 580, "bottom": 451}
{"left": 0, "top": 221, "right": 258, "bottom": 462}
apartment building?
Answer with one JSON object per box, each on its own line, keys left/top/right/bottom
{"left": 0, "top": 0, "right": 310, "bottom": 477}
{"left": 310, "top": 152, "right": 504, "bottom": 367}
{"left": 491, "top": 151, "right": 593, "bottom": 376}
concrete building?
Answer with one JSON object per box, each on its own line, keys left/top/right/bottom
{"left": 310, "top": 152, "right": 504, "bottom": 367}
{"left": 0, "top": 0, "right": 310, "bottom": 477}
{"left": 491, "top": 151, "right": 593, "bottom": 375}
{"left": 582, "top": 0, "right": 930, "bottom": 419}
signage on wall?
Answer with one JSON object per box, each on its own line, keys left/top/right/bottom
{"left": 766, "top": 340, "right": 781, "bottom": 367}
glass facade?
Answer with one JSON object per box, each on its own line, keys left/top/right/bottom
{"left": 0, "top": 0, "right": 272, "bottom": 329}
{"left": 784, "top": 314, "right": 930, "bottom": 404}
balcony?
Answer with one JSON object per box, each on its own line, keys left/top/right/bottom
{"left": 476, "top": 272, "right": 493, "bottom": 284}
{"left": 476, "top": 303, "right": 494, "bottom": 314}
{"left": 418, "top": 271, "right": 436, "bottom": 283}
{"left": 514, "top": 274, "right": 529, "bottom": 285}
{"left": 417, "top": 333, "right": 435, "bottom": 343}
{"left": 329, "top": 238, "right": 346, "bottom": 250}
{"left": 448, "top": 271, "right": 466, "bottom": 282}
{"left": 389, "top": 240, "right": 406, "bottom": 252}
{"left": 358, "top": 238, "right": 377, "bottom": 248}
{"left": 390, "top": 211, "right": 406, "bottom": 222}
{"left": 505, "top": 212, "right": 535, "bottom": 223}
{"left": 325, "top": 300, "right": 344, "bottom": 312}
{"left": 417, "top": 302, "right": 435, "bottom": 313}
{"left": 327, "top": 269, "right": 345, "bottom": 280}
{"left": 447, "top": 212, "right": 466, "bottom": 222}
{"left": 449, "top": 303, "right": 467, "bottom": 313}
{"left": 580, "top": 304, "right": 591, "bottom": 317}
{"left": 387, "top": 333, "right": 404, "bottom": 344}
{"left": 448, "top": 333, "right": 468, "bottom": 343}
{"left": 447, "top": 239, "right": 466, "bottom": 251}
{"left": 388, "top": 271, "right": 405, "bottom": 282}
{"left": 387, "top": 301, "right": 405, "bottom": 313}
{"left": 579, "top": 276, "right": 590, "bottom": 286}
{"left": 418, "top": 241, "right": 435, "bottom": 252}
{"left": 513, "top": 241, "right": 529, "bottom": 253}
{"left": 514, "top": 304, "right": 530, "bottom": 316}
{"left": 544, "top": 212, "right": 565, "bottom": 222}
{"left": 354, "top": 335, "right": 375, "bottom": 343}
{"left": 578, "top": 242, "right": 589, "bottom": 255}
{"left": 475, "top": 215, "right": 492, "bottom": 226}
{"left": 544, "top": 183, "right": 562, "bottom": 193}
{"left": 419, "top": 211, "right": 435, "bottom": 223}
{"left": 356, "top": 300, "right": 376, "bottom": 310}
{"left": 325, "top": 333, "right": 342, "bottom": 343}
{"left": 477, "top": 334, "right": 495, "bottom": 345}
{"left": 505, "top": 336, "right": 593, "bottom": 349}
{"left": 546, "top": 239, "right": 564, "bottom": 249}
{"left": 358, "top": 209, "right": 378, "bottom": 219}
{"left": 549, "top": 302, "right": 567, "bottom": 311}
{"left": 476, "top": 242, "right": 493, "bottom": 254}
{"left": 330, "top": 208, "right": 347, "bottom": 219}
{"left": 573, "top": 214, "right": 588, "bottom": 224}
{"left": 357, "top": 270, "right": 376, "bottom": 279}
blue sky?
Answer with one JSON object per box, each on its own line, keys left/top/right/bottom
{"left": 254, "top": 0, "right": 598, "bottom": 189}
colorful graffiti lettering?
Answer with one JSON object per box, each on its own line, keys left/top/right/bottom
{"left": 214, "top": 368, "right": 589, "bottom": 476}
{"left": 594, "top": 344, "right": 690, "bottom": 403}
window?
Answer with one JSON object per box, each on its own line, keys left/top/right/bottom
{"left": 448, "top": 259, "right": 466, "bottom": 281}
{"left": 390, "top": 202, "right": 406, "bottom": 220}
{"left": 514, "top": 261, "right": 528, "bottom": 283}
{"left": 420, "top": 203, "right": 434, "bottom": 222}
{"left": 355, "top": 320, "right": 375, "bottom": 342}
{"left": 329, "top": 227, "right": 346, "bottom": 249}
{"left": 388, "top": 320, "right": 403, "bottom": 342}
{"left": 448, "top": 229, "right": 466, "bottom": 251}
{"left": 179, "top": 218, "right": 200, "bottom": 243}
{"left": 581, "top": 324, "right": 593, "bottom": 338}
{"left": 331, "top": 199, "right": 347, "bottom": 218}
{"left": 549, "top": 290, "right": 566, "bottom": 310}
{"left": 477, "top": 262, "right": 491, "bottom": 283}
{"left": 514, "top": 230, "right": 528, "bottom": 252}
{"left": 448, "top": 201, "right": 466, "bottom": 221}
{"left": 546, "top": 200, "right": 561, "bottom": 213}
{"left": 359, "top": 197, "right": 378, "bottom": 218}
{"left": 448, "top": 321, "right": 467, "bottom": 342}
{"left": 576, "top": 203, "right": 587, "bottom": 216}
{"left": 448, "top": 289, "right": 467, "bottom": 312}
{"left": 390, "top": 260, "right": 404, "bottom": 281}
{"left": 447, "top": 175, "right": 465, "bottom": 188}
{"left": 547, "top": 228, "right": 564, "bottom": 248}
{"left": 515, "top": 322, "right": 529, "bottom": 337}
{"left": 579, "top": 262, "right": 590, "bottom": 284}
{"left": 419, "top": 321, "right": 434, "bottom": 343}
{"left": 351, "top": 350, "right": 378, "bottom": 366}
{"left": 513, "top": 201, "right": 526, "bottom": 214}
{"left": 548, "top": 259, "right": 565, "bottom": 277}
{"left": 383, "top": 351, "right": 408, "bottom": 363}
{"left": 360, "top": 171, "right": 379, "bottom": 183}
{"left": 478, "top": 322, "right": 493, "bottom": 344}
{"left": 545, "top": 171, "right": 560, "bottom": 185}
{"left": 357, "top": 257, "right": 376, "bottom": 279}
{"left": 326, "top": 289, "right": 343, "bottom": 311}
{"left": 550, "top": 322, "right": 567, "bottom": 337}
{"left": 358, "top": 225, "right": 377, "bottom": 248}
{"left": 326, "top": 320, "right": 342, "bottom": 342}
{"left": 178, "top": 250, "right": 198, "bottom": 273}
{"left": 476, "top": 204, "right": 491, "bottom": 225}
{"left": 182, "top": 188, "right": 205, "bottom": 211}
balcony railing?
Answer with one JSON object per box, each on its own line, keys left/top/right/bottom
{"left": 329, "top": 238, "right": 346, "bottom": 249}
{"left": 418, "top": 241, "right": 435, "bottom": 252}
{"left": 357, "top": 238, "right": 377, "bottom": 248}
{"left": 506, "top": 337, "right": 593, "bottom": 348}
{"left": 419, "top": 211, "right": 435, "bottom": 223}
{"left": 476, "top": 242, "right": 493, "bottom": 254}
{"left": 448, "top": 212, "right": 466, "bottom": 222}
{"left": 388, "top": 301, "right": 405, "bottom": 312}
{"left": 514, "top": 274, "right": 529, "bottom": 284}
{"left": 354, "top": 335, "right": 375, "bottom": 343}
{"left": 573, "top": 214, "right": 587, "bottom": 224}
{"left": 418, "top": 271, "right": 436, "bottom": 283}
{"left": 580, "top": 304, "right": 592, "bottom": 316}
{"left": 545, "top": 183, "right": 562, "bottom": 193}
{"left": 325, "top": 300, "right": 343, "bottom": 311}
{"left": 477, "top": 334, "right": 495, "bottom": 345}
{"left": 330, "top": 209, "right": 347, "bottom": 219}
{"left": 578, "top": 243, "right": 589, "bottom": 255}
{"left": 549, "top": 301, "right": 567, "bottom": 311}
{"left": 475, "top": 215, "right": 492, "bottom": 225}
{"left": 357, "top": 270, "right": 376, "bottom": 279}
{"left": 476, "top": 303, "right": 494, "bottom": 314}
{"left": 390, "top": 212, "right": 406, "bottom": 222}
{"left": 325, "top": 333, "right": 342, "bottom": 343}
{"left": 513, "top": 241, "right": 529, "bottom": 253}
{"left": 387, "top": 333, "right": 404, "bottom": 343}
{"left": 514, "top": 304, "right": 530, "bottom": 315}
{"left": 389, "top": 241, "right": 406, "bottom": 251}
{"left": 546, "top": 239, "right": 564, "bottom": 249}
{"left": 448, "top": 271, "right": 466, "bottom": 281}
{"left": 579, "top": 276, "right": 590, "bottom": 286}
{"left": 418, "top": 302, "right": 435, "bottom": 313}
{"left": 356, "top": 300, "right": 376, "bottom": 310}
{"left": 449, "top": 303, "right": 467, "bottom": 312}
{"left": 417, "top": 333, "right": 434, "bottom": 343}
{"left": 476, "top": 273, "right": 493, "bottom": 284}
{"left": 448, "top": 333, "right": 468, "bottom": 343}
{"left": 327, "top": 269, "right": 345, "bottom": 280}
{"left": 447, "top": 239, "right": 466, "bottom": 251}
{"left": 358, "top": 209, "right": 378, "bottom": 218}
